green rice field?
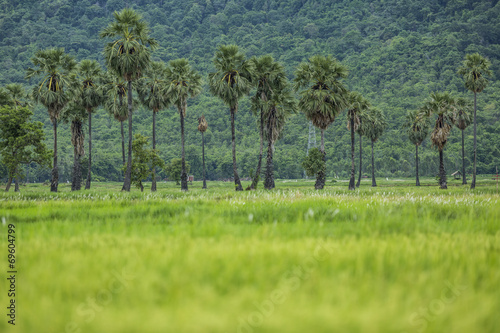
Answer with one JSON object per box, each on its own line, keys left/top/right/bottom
{"left": 0, "top": 177, "right": 499, "bottom": 333}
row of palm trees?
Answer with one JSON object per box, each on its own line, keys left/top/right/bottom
{"left": 404, "top": 53, "right": 492, "bottom": 189}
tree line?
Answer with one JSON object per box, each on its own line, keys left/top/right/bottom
{"left": 0, "top": 8, "right": 493, "bottom": 192}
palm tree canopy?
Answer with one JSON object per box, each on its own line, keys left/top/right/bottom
{"left": 458, "top": 53, "right": 492, "bottom": 93}
{"left": 419, "top": 92, "right": 456, "bottom": 151}
{"left": 1, "top": 84, "right": 30, "bottom": 108}
{"left": 102, "top": 72, "right": 129, "bottom": 122}
{"left": 26, "top": 48, "right": 78, "bottom": 121}
{"left": 294, "top": 55, "right": 348, "bottom": 130}
{"left": 137, "top": 61, "right": 171, "bottom": 113}
{"left": 454, "top": 97, "right": 472, "bottom": 130}
{"left": 263, "top": 87, "right": 297, "bottom": 143}
{"left": 77, "top": 59, "right": 104, "bottom": 112}
{"left": 250, "top": 55, "right": 287, "bottom": 107}
{"left": 208, "top": 44, "right": 254, "bottom": 109}
{"left": 166, "top": 58, "right": 203, "bottom": 114}
{"left": 365, "top": 107, "right": 387, "bottom": 142}
{"left": 346, "top": 91, "right": 370, "bottom": 131}
{"left": 198, "top": 115, "right": 208, "bottom": 133}
{"left": 403, "top": 109, "right": 431, "bottom": 146}
{"left": 100, "top": 8, "right": 158, "bottom": 81}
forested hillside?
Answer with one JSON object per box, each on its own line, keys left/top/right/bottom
{"left": 1, "top": 0, "right": 499, "bottom": 182}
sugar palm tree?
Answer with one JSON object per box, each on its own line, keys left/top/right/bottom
{"left": 403, "top": 109, "right": 431, "bottom": 186}
{"left": 197, "top": 115, "right": 208, "bottom": 189}
{"left": 26, "top": 48, "right": 78, "bottom": 192}
{"left": 249, "top": 55, "right": 288, "bottom": 190}
{"left": 208, "top": 45, "right": 254, "bottom": 191}
{"left": 294, "top": 55, "right": 348, "bottom": 189}
{"left": 458, "top": 53, "right": 492, "bottom": 189}
{"left": 166, "top": 58, "right": 202, "bottom": 191}
{"left": 355, "top": 112, "right": 371, "bottom": 188}
{"left": 60, "top": 103, "right": 87, "bottom": 191}
{"left": 103, "top": 74, "right": 129, "bottom": 166}
{"left": 76, "top": 59, "right": 104, "bottom": 190}
{"left": 365, "top": 107, "right": 387, "bottom": 187}
{"left": 100, "top": 8, "right": 158, "bottom": 191}
{"left": 453, "top": 97, "right": 472, "bottom": 185}
{"left": 137, "top": 61, "right": 170, "bottom": 191}
{"left": 419, "top": 92, "right": 456, "bottom": 189}
{"left": 263, "top": 89, "right": 296, "bottom": 189}
{"left": 346, "top": 91, "right": 370, "bottom": 190}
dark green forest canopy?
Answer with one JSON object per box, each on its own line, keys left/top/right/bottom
{"left": 0, "top": 0, "right": 499, "bottom": 182}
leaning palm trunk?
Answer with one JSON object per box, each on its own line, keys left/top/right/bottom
{"left": 201, "top": 132, "right": 207, "bottom": 189}
{"left": 439, "top": 149, "right": 447, "bottom": 189}
{"left": 5, "top": 175, "right": 13, "bottom": 192}
{"left": 415, "top": 145, "right": 420, "bottom": 186}
{"left": 230, "top": 106, "right": 243, "bottom": 191}
{"left": 250, "top": 110, "right": 264, "bottom": 190}
{"left": 356, "top": 133, "right": 362, "bottom": 188}
{"left": 371, "top": 140, "right": 377, "bottom": 187}
{"left": 51, "top": 119, "right": 58, "bottom": 192}
{"left": 349, "top": 117, "right": 355, "bottom": 190}
{"left": 122, "top": 80, "right": 133, "bottom": 192}
{"left": 471, "top": 92, "right": 477, "bottom": 189}
{"left": 180, "top": 105, "right": 188, "bottom": 191}
{"left": 461, "top": 129, "right": 467, "bottom": 185}
{"left": 85, "top": 111, "right": 92, "bottom": 189}
{"left": 151, "top": 110, "right": 157, "bottom": 192}
{"left": 315, "top": 129, "right": 326, "bottom": 190}
{"left": 14, "top": 168, "right": 19, "bottom": 192}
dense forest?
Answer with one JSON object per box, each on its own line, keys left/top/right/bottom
{"left": 0, "top": 0, "right": 499, "bottom": 183}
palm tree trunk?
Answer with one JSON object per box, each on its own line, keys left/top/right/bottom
{"left": 371, "top": 140, "right": 377, "bottom": 187}
{"left": 230, "top": 105, "right": 243, "bottom": 191}
{"left": 85, "top": 110, "right": 92, "bottom": 190}
{"left": 315, "top": 129, "right": 326, "bottom": 190}
{"left": 471, "top": 92, "right": 477, "bottom": 189}
{"left": 72, "top": 120, "right": 83, "bottom": 191}
{"left": 264, "top": 124, "right": 274, "bottom": 190}
{"left": 356, "top": 133, "right": 362, "bottom": 188}
{"left": 461, "top": 129, "right": 467, "bottom": 185}
{"left": 51, "top": 120, "right": 58, "bottom": 192}
{"left": 180, "top": 107, "right": 188, "bottom": 191}
{"left": 415, "top": 144, "right": 420, "bottom": 186}
{"left": 349, "top": 117, "right": 355, "bottom": 190}
{"left": 250, "top": 109, "right": 264, "bottom": 190}
{"left": 13, "top": 165, "right": 19, "bottom": 192}
{"left": 151, "top": 110, "right": 157, "bottom": 192}
{"left": 122, "top": 80, "right": 133, "bottom": 192}
{"left": 202, "top": 132, "right": 207, "bottom": 189}
{"left": 5, "top": 175, "right": 13, "bottom": 192}
{"left": 120, "top": 121, "right": 126, "bottom": 166}
{"left": 439, "top": 149, "right": 447, "bottom": 189}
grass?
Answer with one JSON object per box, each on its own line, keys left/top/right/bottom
{"left": 0, "top": 177, "right": 499, "bottom": 333}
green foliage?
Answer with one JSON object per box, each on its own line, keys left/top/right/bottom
{"left": 0, "top": 105, "right": 51, "bottom": 187}
{"left": 403, "top": 109, "right": 431, "bottom": 146}
{"left": 302, "top": 147, "right": 325, "bottom": 177}
{"left": 129, "top": 134, "right": 165, "bottom": 191}
{"left": 458, "top": 53, "right": 492, "bottom": 94}
{"left": 365, "top": 107, "right": 387, "bottom": 143}
{"left": 165, "top": 158, "right": 191, "bottom": 185}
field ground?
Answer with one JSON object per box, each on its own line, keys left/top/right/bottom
{"left": 0, "top": 177, "right": 499, "bottom": 333}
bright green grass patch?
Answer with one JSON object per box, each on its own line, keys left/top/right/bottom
{"left": 0, "top": 182, "right": 499, "bottom": 333}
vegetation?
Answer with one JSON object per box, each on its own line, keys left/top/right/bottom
{"left": 130, "top": 134, "right": 164, "bottom": 192}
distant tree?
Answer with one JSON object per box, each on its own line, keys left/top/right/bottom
{"left": 403, "top": 109, "right": 431, "bottom": 186}
{"left": 208, "top": 45, "right": 254, "bottom": 191}
{"left": 453, "top": 97, "right": 472, "bottom": 185}
{"left": 262, "top": 88, "right": 296, "bottom": 190}
{"left": 420, "top": 92, "right": 456, "bottom": 189}
{"left": 130, "top": 134, "right": 165, "bottom": 192}
{"left": 345, "top": 91, "right": 370, "bottom": 190}
{"left": 197, "top": 115, "right": 208, "bottom": 189}
{"left": 0, "top": 106, "right": 51, "bottom": 192}
{"left": 76, "top": 59, "right": 104, "bottom": 190}
{"left": 137, "top": 61, "right": 170, "bottom": 192}
{"left": 165, "top": 58, "right": 202, "bottom": 192}
{"left": 355, "top": 111, "right": 370, "bottom": 188}
{"left": 26, "top": 48, "right": 78, "bottom": 192}
{"left": 103, "top": 74, "right": 129, "bottom": 166}
{"left": 294, "top": 55, "right": 348, "bottom": 189}
{"left": 249, "top": 55, "right": 288, "bottom": 190}
{"left": 302, "top": 148, "right": 325, "bottom": 181}
{"left": 101, "top": 8, "right": 158, "bottom": 192}
{"left": 458, "top": 53, "right": 492, "bottom": 189}
{"left": 60, "top": 103, "right": 87, "bottom": 191}
{"left": 365, "top": 107, "right": 387, "bottom": 187}
{"left": 165, "top": 158, "right": 191, "bottom": 186}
